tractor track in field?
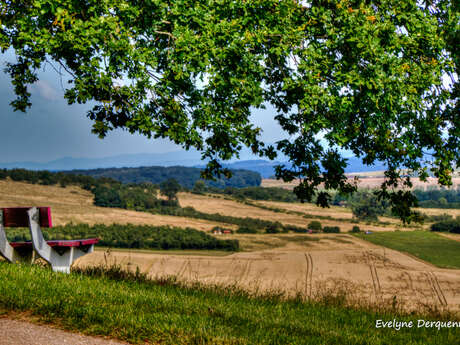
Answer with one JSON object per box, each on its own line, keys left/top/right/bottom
{"left": 365, "top": 251, "right": 382, "bottom": 299}
{"left": 425, "top": 271, "right": 448, "bottom": 306}
{"left": 304, "top": 253, "right": 313, "bottom": 298}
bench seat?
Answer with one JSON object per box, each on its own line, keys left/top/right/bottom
{"left": 0, "top": 207, "right": 98, "bottom": 273}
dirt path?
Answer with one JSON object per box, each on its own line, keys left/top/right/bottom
{"left": 0, "top": 318, "right": 127, "bottom": 345}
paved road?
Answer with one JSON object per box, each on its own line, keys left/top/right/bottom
{"left": 0, "top": 318, "right": 128, "bottom": 345}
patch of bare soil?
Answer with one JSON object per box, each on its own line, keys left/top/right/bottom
{"left": 77, "top": 234, "right": 460, "bottom": 313}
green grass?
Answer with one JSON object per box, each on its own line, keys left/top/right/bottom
{"left": 0, "top": 262, "right": 458, "bottom": 344}
{"left": 355, "top": 231, "right": 460, "bottom": 269}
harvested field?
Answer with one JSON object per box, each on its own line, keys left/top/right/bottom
{"left": 256, "top": 200, "right": 353, "bottom": 218}
{"left": 262, "top": 177, "right": 460, "bottom": 190}
{"left": 416, "top": 208, "right": 460, "bottom": 218}
{"left": 0, "top": 180, "right": 232, "bottom": 231}
{"left": 77, "top": 233, "right": 460, "bottom": 313}
{"left": 178, "top": 192, "right": 416, "bottom": 232}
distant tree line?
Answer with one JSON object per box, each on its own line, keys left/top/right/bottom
{"left": 413, "top": 189, "right": 460, "bottom": 209}
{"left": 6, "top": 223, "right": 239, "bottom": 251}
{"left": 68, "top": 166, "right": 261, "bottom": 189}
{"left": 193, "top": 184, "right": 298, "bottom": 202}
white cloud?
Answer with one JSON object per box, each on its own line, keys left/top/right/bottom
{"left": 31, "top": 80, "right": 60, "bottom": 101}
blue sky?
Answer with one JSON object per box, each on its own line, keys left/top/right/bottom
{"left": 0, "top": 52, "right": 284, "bottom": 164}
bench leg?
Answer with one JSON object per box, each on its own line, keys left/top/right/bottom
{"left": 27, "top": 207, "right": 94, "bottom": 273}
{"left": 0, "top": 210, "right": 34, "bottom": 264}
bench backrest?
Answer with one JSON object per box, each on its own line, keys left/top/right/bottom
{"left": 1, "top": 207, "right": 52, "bottom": 228}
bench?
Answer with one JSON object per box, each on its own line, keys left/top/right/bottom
{"left": 0, "top": 207, "right": 98, "bottom": 273}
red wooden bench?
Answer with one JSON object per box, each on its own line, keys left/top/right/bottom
{"left": 0, "top": 207, "right": 98, "bottom": 273}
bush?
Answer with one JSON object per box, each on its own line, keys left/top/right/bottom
{"left": 431, "top": 220, "right": 460, "bottom": 233}
{"left": 308, "top": 221, "right": 322, "bottom": 233}
{"left": 323, "top": 226, "right": 340, "bottom": 233}
{"left": 428, "top": 214, "right": 453, "bottom": 222}
{"left": 236, "top": 226, "right": 258, "bottom": 234}
{"left": 350, "top": 226, "right": 361, "bottom": 233}
{"left": 265, "top": 222, "right": 282, "bottom": 234}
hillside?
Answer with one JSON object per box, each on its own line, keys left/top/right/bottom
{"left": 2, "top": 178, "right": 460, "bottom": 317}
{"left": 0, "top": 180, "right": 231, "bottom": 231}
{"left": 67, "top": 166, "right": 261, "bottom": 189}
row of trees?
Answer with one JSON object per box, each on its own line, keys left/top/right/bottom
{"left": 7, "top": 223, "right": 240, "bottom": 251}
{"left": 69, "top": 166, "right": 261, "bottom": 189}
{"left": 194, "top": 184, "right": 299, "bottom": 203}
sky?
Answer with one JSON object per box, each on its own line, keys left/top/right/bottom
{"left": 0, "top": 52, "right": 285, "bottom": 164}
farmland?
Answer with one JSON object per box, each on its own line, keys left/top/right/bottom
{"left": 1, "top": 178, "right": 460, "bottom": 343}
{"left": 0, "top": 180, "right": 232, "bottom": 231}
{"left": 261, "top": 176, "right": 460, "bottom": 190}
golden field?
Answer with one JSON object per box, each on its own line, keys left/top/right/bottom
{"left": 2, "top": 179, "right": 460, "bottom": 312}
{"left": 0, "top": 180, "right": 231, "bottom": 231}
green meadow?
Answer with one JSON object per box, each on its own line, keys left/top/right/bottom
{"left": 355, "top": 231, "right": 460, "bottom": 269}
{"left": 0, "top": 262, "right": 458, "bottom": 345}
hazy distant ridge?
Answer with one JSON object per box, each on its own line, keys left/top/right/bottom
{"left": 0, "top": 152, "right": 387, "bottom": 178}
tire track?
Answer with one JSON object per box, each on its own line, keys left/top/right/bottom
{"left": 425, "top": 272, "right": 447, "bottom": 306}
{"left": 402, "top": 271, "right": 414, "bottom": 292}
{"left": 366, "top": 251, "right": 381, "bottom": 298}
{"left": 304, "top": 253, "right": 313, "bottom": 297}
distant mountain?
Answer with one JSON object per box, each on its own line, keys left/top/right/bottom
{"left": 198, "top": 158, "right": 387, "bottom": 178}
{"left": 0, "top": 152, "right": 387, "bottom": 178}
{"left": 0, "top": 151, "right": 204, "bottom": 171}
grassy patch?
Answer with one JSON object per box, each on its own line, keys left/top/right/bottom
{"left": 0, "top": 263, "right": 459, "bottom": 344}
{"left": 355, "top": 231, "right": 460, "bottom": 269}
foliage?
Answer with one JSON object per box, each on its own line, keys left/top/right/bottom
{"left": 428, "top": 214, "right": 454, "bottom": 222}
{"left": 350, "top": 226, "right": 361, "bottom": 233}
{"left": 6, "top": 223, "right": 239, "bottom": 251}
{"left": 1, "top": 264, "right": 458, "bottom": 345}
{"left": 413, "top": 188, "right": 460, "bottom": 209}
{"left": 349, "top": 190, "right": 391, "bottom": 221}
{"left": 159, "top": 178, "right": 181, "bottom": 201}
{"left": 430, "top": 220, "right": 460, "bottom": 234}
{"left": 1, "top": 1, "right": 458, "bottom": 220}
{"left": 265, "top": 222, "right": 282, "bottom": 234}
{"left": 355, "top": 231, "right": 460, "bottom": 269}
{"left": 192, "top": 180, "right": 206, "bottom": 194}
{"left": 212, "top": 186, "right": 298, "bottom": 202}
{"left": 70, "top": 166, "right": 261, "bottom": 189}
{"left": 323, "top": 226, "right": 341, "bottom": 233}
{"left": 308, "top": 221, "right": 322, "bottom": 232}
{"left": 236, "top": 226, "right": 258, "bottom": 234}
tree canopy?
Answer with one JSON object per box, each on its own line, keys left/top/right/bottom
{"left": 1, "top": 0, "right": 458, "bottom": 221}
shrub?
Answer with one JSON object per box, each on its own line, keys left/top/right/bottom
{"left": 431, "top": 220, "right": 460, "bottom": 233}
{"left": 323, "top": 226, "right": 340, "bottom": 233}
{"left": 236, "top": 226, "right": 258, "bottom": 234}
{"left": 308, "top": 221, "right": 322, "bottom": 233}
{"left": 350, "top": 226, "right": 361, "bottom": 233}
{"left": 265, "top": 222, "right": 282, "bottom": 234}
{"left": 428, "top": 214, "right": 453, "bottom": 222}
